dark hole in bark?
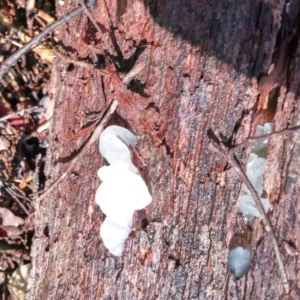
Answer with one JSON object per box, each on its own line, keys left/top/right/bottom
{"left": 67, "top": 63, "right": 75, "bottom": 72}
{"left": 141, "top": 218, "right": 149, "bottom": 229}
{"left": 168, "top": 255, "right": 181, "bottom": 268}
{"left": 43, "top": 225, "right": 49, "bottom": 238}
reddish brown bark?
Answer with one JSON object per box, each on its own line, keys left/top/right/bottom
{"left": 27, "top": 0, "right": 300, "bottom": 299}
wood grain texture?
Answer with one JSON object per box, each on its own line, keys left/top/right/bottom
{"left": 27, "top": 0, "right": 300, "bottom": 299}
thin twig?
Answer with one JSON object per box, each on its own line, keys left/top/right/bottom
{"left": 55, "top": 50, "right": 146, "bottom": 83}
{"left": 122, "top": 61, "right": 147, "bottom": 85}
{"left": 55, "top": 51, "right": 109, "bottom": 76}
{"left": 79, "top": 0, "right": 103, "bottom": 35}
{"left": 37, "top": 100, "right": 118, "bottom": 201}
{"left": 55, "top": 51, "right": 95, "bottom": 69}
{"left": 10, "top": 184, "right": 31, "bottom": 201}
{"left": 3, "top": 185, "right": 30, "bottom": 215}
{"left": 233, "top": 125, "right": 300, "bottom": 150}
{"left": 0, "top": 7, "right": 84, "bottom": 80}
{"left": 208, "top": 141, "right": 290, "bottom": 294}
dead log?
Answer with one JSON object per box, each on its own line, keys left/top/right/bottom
{"left": 27, "top": 0, "right": 300, "bottom": 299}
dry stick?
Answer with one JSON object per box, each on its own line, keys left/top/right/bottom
{"left": 79, "top": 0, "right": 103, "bottom": 35}
{"left": 9, "top": 186, "right": 29, "bottom": 201}
{"left": 55, "top": 51, "right": 95, "bottom": 69}
{"left": 233, "top": 125, "right": 300, "bottom": 150}
{"left": 55, "top": 51, "right": 109, "bottom": 76}
{"left": 122, "top": 61, "right": 147, "bottom": 85}
{"left": 0, "top": 7, "right": 84, "bottom": 80}
{"left": 208, "top": 141, "right": 290, "bottom": 294}
{"left": 79, "top": 0, "right": 110, "bottom": 54}
{"left": 38, "top": 100, "right": 118, "bottom": 202}
{"left": 4, "top": 185, "right": 30, "bottom": 215}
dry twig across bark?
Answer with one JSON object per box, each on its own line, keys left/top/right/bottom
{"left": 0, "top": 7, "right": 84, "bottom": 80}
{"left": 208, "top": 124, "right": 300, "bottom": 294}
{"left": 37, "top": 100, "right": 118, "bottom": 201}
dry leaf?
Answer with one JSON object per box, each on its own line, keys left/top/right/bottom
{"left": 0, "top": 207, "right": 24, "bottom": 227}
{"left": 0, "top": 136, "right": 10, "bottom": 151}
{"left": 8, "top": 263, "right": 31, "bottom": 300}
{"left": 0, "top": 226, "right": 24, "bottom": 240}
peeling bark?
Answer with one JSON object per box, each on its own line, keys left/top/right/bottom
{"left": 27, "top": 0, "right": 300, "bottom": 299}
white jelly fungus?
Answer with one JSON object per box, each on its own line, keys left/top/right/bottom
{"left": 99, "top": 125, "right": 137, "bottom": 165}
{"left": 251, "top": 122, "right": 273, "bottom": 156}
{"left": 228, "top": 246, "right": 251, "bottom": 278}
{"left": 100, "top": 217, "right": 133, "bottom": 257}
{"left": 96, "top": 125, "right": 152, "bottom": 256}
{"left": 238, "top": 123, "right": 273, "bottom": 219}
{"left": 96, "top": 165, "right": 152, "bottom": 223}
{"left": 230, "top": 123, "right": 272, "bottom": 278}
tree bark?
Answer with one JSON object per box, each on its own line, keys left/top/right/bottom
{"left": 27, "top": 0, "right": 300, "bottom": 299}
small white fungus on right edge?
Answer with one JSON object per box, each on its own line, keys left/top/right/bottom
{"left": 231, "top": 123, "right": 272, "bottom": 278}
{"left": 228, "top": 246, "right": 251, "bottom": 278}
{"left": 238, "top": 123, "right": 273, "bottom": 219}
